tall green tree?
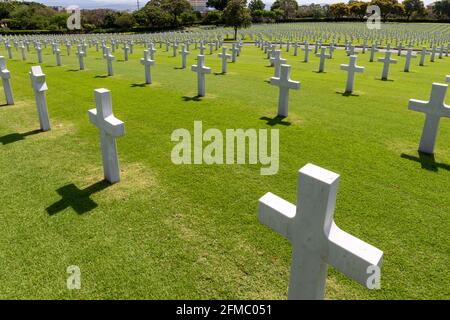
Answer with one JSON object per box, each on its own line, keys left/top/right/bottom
{"left": 0, "top": 1, "right": 16, "bottom": 20}
{"left": 206, "top": 0, "right": 230, "bottom": 11}
{"left": 433, "top": 0, "right": 450, "bottom": 19}
{"left": 248, "top": 0, "right": 265, "bottom": 12}
{"left": 271, "top": 0, "right": 298, "bottom": 20}
{"left": 348, "top": 1, "right": 368, "bottom": 19}
{"left": 370, "top": 0, "right": 404, "bottom": 21}
{"left": 222, "top": 0, "right": 252, "bottom": 40}
{"left": 403, "top": 0, "right": 425, "bottom": 20}
{"left": 115, "top": 12, "right": 135, "bottom": 29}
{"left": 161, "top": 0, "right": 192, "bottom": 25}
{"left": 329, "top": 3, "right": 349, "bottom": 19}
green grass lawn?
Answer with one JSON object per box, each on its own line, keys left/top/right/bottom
{"left": 0, "top": 41, "right": 449, "bottom": 299}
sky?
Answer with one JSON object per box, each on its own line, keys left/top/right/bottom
{"left": 35, "top": 0, "right": 436, "bottom": 11}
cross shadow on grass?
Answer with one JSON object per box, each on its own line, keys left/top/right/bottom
{"left": 214, "top": 72, "right": 226, "bottom": 76}
{"left": 94, "top": 75, "right": 108, "bottom": 78}
{"left": 376, "top": 78, "right": 394, "bottom": 82}
{"left": 0, "top": 130, "right": 42, "bottom": 145}
{"left": 336, "top": 91, "right": 359, "bottom": 97}
{"left": 260, "top": 115, "right": 291, "bottom": 126}
{"left": 131, "top": 83, "right": 147, "bottom": 87}
{"left": 67, "top": 69, "right": 79, "bottom": 72}
{"left": 182, "top": 95, "right": 202, "bottom": 102}
{"left": 174, "top": 67, "right": 185, "bottom": 70}
{"left": 46, "top": 180, "right": 110, "bottom": 215}
{"left": 401, "top": 152, "right": 450, "bottom": 172}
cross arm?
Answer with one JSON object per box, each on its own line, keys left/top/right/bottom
{"left": 0, "top": 69, "right": 10, "bottom": 79}
{"left": 327, "top": 222, "right": 383, "bottom": 288}
{"left": 88, "top": 108, "right": 98, "bottom": 125}
{"left": 288, "top": 80, "right": 300, "bottom": 90}
{"left": 269, "top": 77, "right": 280, "bottom": 86}
{"left": 258, "top": 192, "right": 296, "bottom": 242}
{"left": 104, "top": 115, "right": 125, "bottom": 137}
{"left": 408, "top": 99, "right": 429, "bottom": 113}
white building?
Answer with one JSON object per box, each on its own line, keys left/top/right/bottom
{"left": 189, "top": 0, "right": 208, "bottom": 12}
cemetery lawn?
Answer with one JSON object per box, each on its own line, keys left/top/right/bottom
{"left": 0, "top": 44, "right": 449, "bottom": 300}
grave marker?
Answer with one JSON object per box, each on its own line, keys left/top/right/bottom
{"left": 408, "top": 83, "right": 450, "bottom": 154}
{"left": 378, "top": 50, "right": 397, "bottom": 80}
{"left": 191, "top": 55, "right": 211, "bottom": 97}
{"left": 88, "top": 89, "right": 125, "bottom": 183}
{"left": 0, "top": 56, "right": 14, "bottom": 105}
{"left": 29, "top": 66, "right": 50, "bottom": 131}
{"left": 140, "top": 50, "right": 155, "bottom": 84}
{"left": 258, "top": 163, "right": 383, "bottom": 300}
{"left": 340, "top": 55, "right": 364, "bottom": 93}
{"left": 270, "top": 64, "right": 300, "bottom": 117}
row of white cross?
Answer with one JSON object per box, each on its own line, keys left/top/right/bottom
{"left": 1, "top": 54, "right": 449, "bottom": 299}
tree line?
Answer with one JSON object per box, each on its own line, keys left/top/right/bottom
{"left": 0, "top": 0, "right": 448, "bottom": 34}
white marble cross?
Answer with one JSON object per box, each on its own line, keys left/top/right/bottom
{"left": 29, "top": 66, "right": 50, "bottom": 131}
{"left": 208, "top": 41, "right": 214, "bottom": 54}
{"left": 6, "top": 43, "right": 12, "bottom": 59}
{"left": 430, "top": 45, "right": 437, "bottom": 62}
{"left": 231, "top": 43, "right": 238, "bottom": 62}
{"left": 172, "top": 42, "right": 178, "bottom": 57}
{"left": 103, "top": 48, "right": 115, "bottom": 76}
{"left": 20, "top": 43, "right": 26, "bottom": 61}
{"left": 66, "top": 42, "right": 71, "bottom": 56}
{"left": 328, "top": 43, "right": 336, "bottom": 58}
{"left": 179, "top": 44, "right": 190, "bottom": 69}
{"left": 149, "top": 43, "right": 156, "bottom": 60}
{"left": 88, "top": 88, "right": 125, "bottom": 183}
{"left": 0, "top": 56, "right": 14, "bottom": 105}
{"left": 270, "top": 50, "right": 287, "bottom": 78}
{"left": 438, "top": 44, "right": 444, "bottom": 59}
{"left": 402, "top": 48, "right": 416, "bottom": 72}
{"left": 218, "top": 47, "right": 231, "bottom": 73}
{"left": 419, "top": 47, "right": 430, "bottom": 66}
{"left": 140, "top": 49, "right": 155, "bottom": 84}
{"left": 369, "top": 43, "right": 379, "bottom": 62}
{"left": 270, "top": 64, "right": 300, "bottom": 117}
{"left": 346, "top": 45, "right": 356, "bottom": 56}
{"left": 77, "top": 49, "right": 86, "bottom": 70}
{"left": 408, "top": 83, "right": 450, "bottom": 154}
{"left": 446, "top": 75, "right": 450, "bottom": 83}
{"left": 123, "top": 45, "right": 129, "bottom": 61}
{"left": 316, "top": 47, "right": 330, "bottom": 73}
{"left": 258, "top": 163, "right": 383, "bottom": 300}
{"left": 378, "top": 50, "right": 397, "bottom": 80}
{"left": 55, "top": 48, "right": 61, "bottom": 66}
{"left": 36, "top": 46, "right": 43, "bottom": 64}
{"left": 293, "top": 42, "right": 300, "bottom": 56}
{"left": 340, "top": 55, "right": 364, "bottom": 93}
{"left": 302, "top": 42, "right": 311, "bottom": 62}
{"left": 191, "top": 55, "right": 211, "bottom": 97}
{"left": 199, "top": 41, "right": 205, "bottom": 55}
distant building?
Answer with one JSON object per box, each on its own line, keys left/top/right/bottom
{"left": 52, "top": 6, "right": 66, "bottom": 12}
{"left": 189, "top": 0, "right": 208, "bottom": 13}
